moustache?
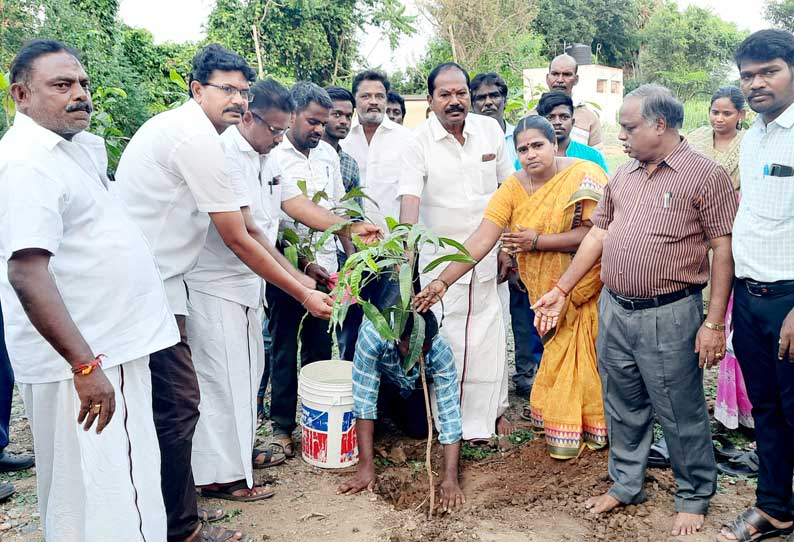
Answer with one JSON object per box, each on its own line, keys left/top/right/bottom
{"left": 224, "top": 106, "right": 245, "bottom": 116}
{"left": 749, "top": 92, "right": 773, "bottom": 100}
{"left": 444, "top": 105, "right": 465, "bottom": 114}
{"left": 66, "top": 102, "right": 92, "bottom": 114}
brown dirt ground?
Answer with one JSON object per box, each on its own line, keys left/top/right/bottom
{"left": 0, "top": 376, "right": 769, "bottom": 542}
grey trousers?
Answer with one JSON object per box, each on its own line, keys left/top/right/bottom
{"left": 596, "top": 289, "right": 717, "bottom": 514}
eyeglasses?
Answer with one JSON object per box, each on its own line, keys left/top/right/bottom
{"left": 204, "top": 82, "right": 254, "bottom": 103}
{"left": 250, "top": 111, "right": 289, "bottom": 136}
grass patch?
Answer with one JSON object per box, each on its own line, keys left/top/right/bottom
{"left": 461, "top": 443, "right": 496, "bottom": 461}
{"left": 374, "top": 456, "right": 394, "bottom": 469}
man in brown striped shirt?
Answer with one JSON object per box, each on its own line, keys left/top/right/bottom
{"left": 534, "top": 84, "right": 738, "bottom": 537}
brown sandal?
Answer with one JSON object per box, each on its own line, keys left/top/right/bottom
{"left": 196, "top": 524, "right": 251, "bottom": 542}
{"left": 273, "top": 436, "right": 295, "bottom": 458}
{"left": 201, "top": 480, "right": 275, "bottom": 502}
{"left": 717, "top": 508, "right": 794, "bottom": 542}
{"left": 253, "top": 444, "right": 286, "bottom": 469}
{"left": 197, "top": 505, "right": 225, "bottom": 523}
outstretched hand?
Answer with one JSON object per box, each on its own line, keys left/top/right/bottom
{"left": 350, "top": 223, "right": 383, "bottom": 245}
{"left": 531, "top": 288, "right": 566, "bottom": 336}
{"left": 414, "top": 280, "right": 447, "bottom": 313}
{"left": 303, "top": 290, "right": 334, "bottom": 319}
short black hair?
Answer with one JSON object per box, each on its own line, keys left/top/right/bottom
{"left": 188, "top": 43, "right": 256, "bottom": 97}
{"left": 537, "top": 91, "right": 574, "bottom": 117}
{"left": 513, "top": 115, "right": 556, "bottom": 147}
{"left": 386, "top": 91, "right": 406, "bottom": 117}
{"left": 250, "top": 78, "right": 295, "bottom": 114}
{"left": 400, "top": 310, "right": 440, "bottom": 349}
{"left": 735, "top": 29, "right": 794, "bottom": 68}
{"left": 325, "top": 86, "right": 355, "bottom": 109}
{"left": 10, "top": 39, "right": 80, "bottom": 85}
{"left": 290, "top": 81, "right": 333, "bottom": 113}
{"left": 351, "top": 69, "right": 390, "bottom": 98}
{"left": 428, "top": 62, "right": 470, "bottom": 96}
{"left": 469, "top": 72, "right": 508, "bottom": 98}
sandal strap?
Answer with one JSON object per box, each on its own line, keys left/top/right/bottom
{"left": 723, "top": 508, "right": 776, "bottom": 541}
{"left": 199, "top": 525, "right": 242, "bottom": 542}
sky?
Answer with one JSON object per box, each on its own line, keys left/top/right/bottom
{"left": 119, "top": 0, "right": 770, "bottom": 72}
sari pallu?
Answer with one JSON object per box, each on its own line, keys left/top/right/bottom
{"left": 485, "top": 159, "right": 609, "bottom": 458}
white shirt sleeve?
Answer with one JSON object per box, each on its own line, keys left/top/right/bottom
{"left": 171, "top": 134, "right": 243, "bottom": 213}
{"left": 3, "top": 163, "right": 66, "bottom": 257}
{"left": 331, "top": 153, "right": 345, "bottom": 206}
{"left": 223, "top": 148, "right": 253, "bottom": 208}
{"left": 495, "top": 129, "right": 514, "bottom": 183}
{"left": 397, "top": 136, "right": 427, "bottom": 198}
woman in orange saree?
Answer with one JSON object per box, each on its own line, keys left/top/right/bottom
{"left": 416, "top": 115, "right": 609, "bottom": 459}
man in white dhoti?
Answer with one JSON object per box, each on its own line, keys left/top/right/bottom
{"left": 398, "top": 62, "right": 515, "bottom": 441}
{"left": 186, "top": 79, "right": 380, "bottom": 500}
{"left": 0, "top": 39, "right": 178, "bottom": 542}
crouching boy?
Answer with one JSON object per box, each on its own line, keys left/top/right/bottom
{"left": 336, "top": 311, "right": 465, "bottom": 511}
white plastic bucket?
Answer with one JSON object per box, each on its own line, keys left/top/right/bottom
{"left": 298, "top": 360, "right": 358, "bottom": 468}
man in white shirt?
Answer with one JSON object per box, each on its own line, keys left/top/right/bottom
{"left": 265, "top": 82, "right": 352, "bottom": 457}
{"left": 186, "top": 79, "right": 380, "bottom": 501}
{"left": 399, "top": 63, "right": 515, "bottom": 441}
{"left": 719, "top": 29, "right": 794, "bottom": 542}
{"left": 115, "top": 46, "right": 333, "bottom": 542}
{"left": 341, "top": 70, "right": 413, "bottom": 231}
{"left": 470, "top": 72, "right": 544, "bottom": 402}
{"left": 0, "top": 39, "right": 177, "bottom": 542}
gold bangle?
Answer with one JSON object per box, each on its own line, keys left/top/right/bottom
{"left": 431, "top": 278, "right": 450, "bottom": 291}
{"left": 703, "top": 320, "right": 726, "bottom": 331}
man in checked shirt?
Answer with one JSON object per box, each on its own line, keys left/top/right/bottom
{"left": 534, "top": 84, "right": 738, "bottom": 537}
{"left": 336, "top": 310, "right": 465, "bottom": 512}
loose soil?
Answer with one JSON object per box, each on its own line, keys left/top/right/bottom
{"left": 0, "top": 346, "right": 769, "bottom": 542}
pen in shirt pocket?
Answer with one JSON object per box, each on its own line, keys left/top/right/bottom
{"left": 663, "top": 192, "right": 672, "bottom": 208}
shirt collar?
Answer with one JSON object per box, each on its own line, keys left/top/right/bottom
{"left": 351, "top": 115, "right": 399, "bottom": 135}
{"left": 758, "top": 100, "right": 794, "bottom": 130}
{"left": 229, "top": 125, "right": 256, "bottom": 154}
{"left": 628, "top": 136, "right": 689, "bottom": 173}
{"left": 429, "top": 113, "right": 476, "bottom": 142}
{"left": 184, "top": 98, "right": 222, "bottom": 135}
{"left": 12, "top": 112, "right": 67, "bottom": 151}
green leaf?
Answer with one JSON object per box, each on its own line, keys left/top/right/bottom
{"left": 399, "top": 263, "right": 412, "bottom": 309}
{"left": 284, "top": 245, "right": 299, "bottom": 268}
{"left": 402, "top": 309, "right": 425, "bottom": 373}
{"left": 0, "top": 72, "right": 8, "bottom": 91}
{"left": 313, "top": 222, "right": 348, "bottom": 252}
{"left": 297, "top": 179, "right": 308, "bottom": 196}
{"left": 365, "top": 254, "right": 379, "bottom": 273}
{"left": 341, "top": 187, "right": 380, "bottom": 208}
{"left": 311, "top": 190, "right": 329, "bottom": 204}
{"left": 385, "top": 216, "right": 399, "bottom": 232}
{"left": 422, "top": 253, "right": 476, "bottom": 273}
{"left": 169, "top": 68, "right": 189, "bottom": 90}
{"left": 360, "top": 300, "right": 396, "bottom": 341}
{"left": 438, "top": 236, "right": 469, "bottom": 255}
{"left": 407, "top": 224, "right": 423, "bottom": 248}
{"left": 280, "top": 228, "right": 301, "bottom": 246}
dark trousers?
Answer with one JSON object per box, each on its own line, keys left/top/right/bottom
{"left": 509, "top": 280, "right": 543, "bottom": 395}
{"left": 377, "top": 378, "right": 429, "bottom": 439}
{"left": 267, "top": 284, "right": 332, "bottom": 436}
{"left": 0, "top": 301, "right": 12, "bottom": 451}
{"left": 149, "top": 315, "right": 201, "bottom": 541}
{"left": 733, "top": 279, "right": 794, "bottom": 522}
{"left": 257, "top": 311, "right": 273, "bottom": 408}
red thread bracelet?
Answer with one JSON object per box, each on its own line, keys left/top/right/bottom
{"left": 554, "top": 283, "right": 570, "bottom": 296}
{"left": 71, "top": 354, "right": 105, "bottom": 376}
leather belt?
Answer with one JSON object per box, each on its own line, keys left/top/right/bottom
{"left": 607, "top": 284, "right": 705, "bottom": 311}
{"left": 739, "top": 278, "right": 794, "bottom": 297}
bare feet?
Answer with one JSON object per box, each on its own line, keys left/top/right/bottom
{"left": 495, "top": 415, "right": 513, "bottom": 437}
{"left": 337, "top": 461, "right": 376, "bottom": 495}
{"left": 438, "top": 476, "right": 465, "bottom": 513}
{"left": 585, "top": 493, "right": 622, "bottom": 514}
{"left": 671, "top": 512, "right": 704, "bottom": 536}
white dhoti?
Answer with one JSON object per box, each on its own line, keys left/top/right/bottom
{"left": 427, "top": 270, "right": 508, "bottom": 440}
{"left": 187, "top": 289, "right": 265, "bottom": 487}
{"left": 21, "top": 356, "right": 165, "bottom": 542}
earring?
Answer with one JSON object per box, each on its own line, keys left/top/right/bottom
{"left": 736, "top": 121, "right": 741, "bottom": 130}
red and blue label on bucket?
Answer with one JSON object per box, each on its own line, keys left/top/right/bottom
{"left": 301, "top": 404, "right": 358, "bottom": 466}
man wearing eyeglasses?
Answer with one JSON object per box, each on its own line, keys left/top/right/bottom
{"left": 185, "top": 78, "right": 380, "bottom": 507}
{"left": 115, "top": 45, "right": 336, "bottom": 542}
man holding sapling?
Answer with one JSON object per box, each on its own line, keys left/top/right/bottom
{"left": 337, "top": 310, "right": 465, "bottom": 512}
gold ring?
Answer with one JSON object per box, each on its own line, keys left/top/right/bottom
{"left": 92, "top": 403, "right": 102, "bottom": 413}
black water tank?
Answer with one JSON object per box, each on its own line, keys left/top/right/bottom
{"left": 565, "top": 43, "right": 592, "bottom": 65}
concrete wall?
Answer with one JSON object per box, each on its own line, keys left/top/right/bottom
{"left": 522, "top": 64, "right": 624, "bottom": 126}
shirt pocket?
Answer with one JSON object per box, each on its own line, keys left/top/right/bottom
{"left": 752, "top": 175, "right": 794, "bottom": 220}
{"left": 646, "top": 198, "right": 697, "bottom": 242}
{"left": 475, "top": 158, "right": 498, "bottom": 195}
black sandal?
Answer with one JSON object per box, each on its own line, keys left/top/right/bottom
{"left": 718, "top": 508, "right": 794, "bottom": 542}
{"left": 197, "top": 505, "right": 225, "bottom": 523}
{"left": 647, "top": 437, "right": 670, "bottom": 469}
{"left": 201, "top": 480, "right": 275, "bottom": 502}
{"left": 197, "top": 524, "right": 252, "bottom": 542}
{"left": 253, "top": 444, "right": 286, "bottom": 469}
{"left": 713, "top": 434, "right": 742, "bottom": 461}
